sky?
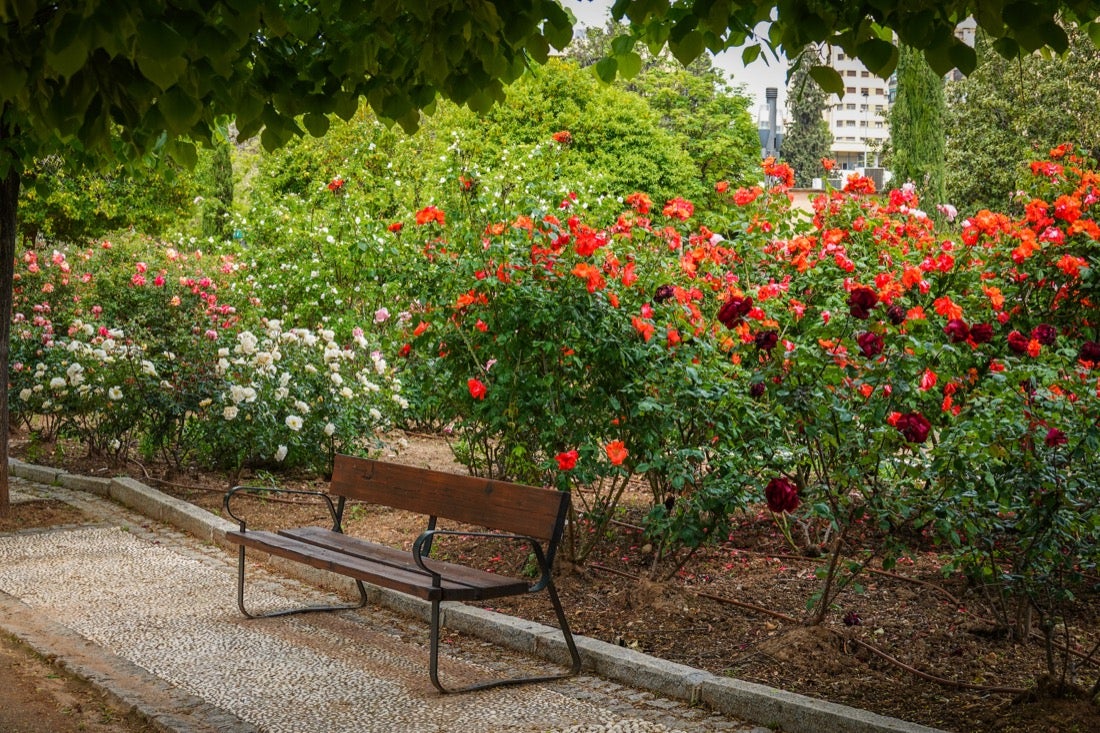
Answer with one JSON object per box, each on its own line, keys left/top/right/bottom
{"left": 564, "top": 0, "right": 789, "bottom": 126}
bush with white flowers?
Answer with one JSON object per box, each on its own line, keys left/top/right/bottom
{"left": 187, "top": 319, "right": 405, "bottom": 476}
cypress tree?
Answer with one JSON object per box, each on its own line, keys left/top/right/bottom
{"left": 782, "top": 57, "right": 834, "bottom": 188}
{"left": 889, "top": 45, "right": 947, "bottom": 203}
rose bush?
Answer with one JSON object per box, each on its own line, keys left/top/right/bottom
{"left": 10, "top": 233, "right": 404, "bottom": 479}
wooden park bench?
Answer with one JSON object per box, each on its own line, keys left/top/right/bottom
{"left": 223, "top": 453, "right": 581, "bottom": 693}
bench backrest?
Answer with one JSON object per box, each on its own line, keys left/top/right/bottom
{"left": 330, "top": 454, "right": 569, "bottom": 543}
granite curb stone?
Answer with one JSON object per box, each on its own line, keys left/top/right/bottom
{"left": 5, "top": 459, "right": 948, "bottom": 733}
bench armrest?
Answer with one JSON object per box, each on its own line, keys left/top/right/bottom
{"left": 412, "top": 529, "right": 554, "bottom": 592}
{"left": 223, "top": 485, "right": 340, "bottom": 533}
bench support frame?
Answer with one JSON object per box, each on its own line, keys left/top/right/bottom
{"left": 428, "top": 578, "right": 581, "bottom": 693}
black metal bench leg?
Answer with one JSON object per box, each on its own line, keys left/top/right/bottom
{"left": 234, "top": 545, "right": 369, "bottom": 619}
{"left": 428, "top": 581, "right": 583, "bottom": 694}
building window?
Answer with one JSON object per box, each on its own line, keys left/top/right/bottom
{"left": 846, "top": 103, "right": 856, "bottom": 110}
{"left": 846, "top": 69, "right": 857, "bottom": 77}
{"left": 847, "top": 86, "right": 856, "bottom": 94}
{"left": 861, "top": 71, "right": 870, "bottom": 77}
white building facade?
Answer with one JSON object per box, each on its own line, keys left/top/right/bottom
{"left": 823, "top": 48, "right": 892, "bottom": 171}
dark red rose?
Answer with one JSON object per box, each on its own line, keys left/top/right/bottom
{"left": 895, "top": 411, "right": 931, "bottom": 444}
{"left": 856, "top": 331, "right": 884, "bottom": 357}
{"left": 1007, "top": 330, "right": 1030, "bottom": 354}
{"left": 847, "top": 286, "right": 878, "bottom": 319}
{"left": 886, "top": 304, "right": 906, "bottom": 325}
{"left": 749, "top": 382, "right": 766, "bottom": 398}
{"left": 717, "top": 295, "right": 753, "bottom": 329}
{"left": 970, "top": 322, "right": 994, "bottom": 344}
{"left": 1080, "top": 341, "right": 1100, "bottom": 363}
{"left": 654, "top": 284, "right": 675, "bottom": 303}
{"left": 754, "top": 330, "right": 778, "bottom": 351}
{"left": 1031, "top": 323, "right": 1057, "bottom": 346}
{"left": 943, "top": 319, "right": 970, "bottom": 343}
{"left": 764, "top": 477, "right": 800, "bottom": 514}
{"left": 1045, "top": 428, "right": 1068, "bottom": 447}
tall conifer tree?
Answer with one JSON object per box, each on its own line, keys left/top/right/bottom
{"left": 889, "top": 45, "right": 947, "bottom": 203}
{"left": 782, "top": 56, "right": 833, "bottom": 188}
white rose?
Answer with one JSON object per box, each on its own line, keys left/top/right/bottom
{"left": 108, "top": 386, "right": 123, "bottom": 401}
{"left": 274, "top": 444, "right": 288, "bottom": 462}
{"left": 323, "top": 422, "right": 336, "bottom": 437}
{"left": 285, "top": 415, "right": 303, "bottom": 431}
{"left": 223, "top": 405, "right": 239, "bottom": 420}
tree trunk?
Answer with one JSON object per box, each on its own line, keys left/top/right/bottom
{"left": 0, "top": 119, "right": 18, "bottom": 519}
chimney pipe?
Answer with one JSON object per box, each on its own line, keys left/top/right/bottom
{"left": 765, "top": 87, "right": 778, "bottom": 158}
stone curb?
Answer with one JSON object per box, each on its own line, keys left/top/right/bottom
{"left": 7, "top": 460, "right": 947, "bottom": 733}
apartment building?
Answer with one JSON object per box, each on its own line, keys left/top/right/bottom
{"left": 823, "top": 48, "right": 892, "bottom": 171}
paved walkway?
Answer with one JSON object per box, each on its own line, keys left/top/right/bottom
{"left": 0, "top": 472, "right": 944, "bottom": 733}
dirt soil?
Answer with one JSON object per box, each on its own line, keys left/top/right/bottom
{"left": 9, "top": 429, "right": 1100, "bottom": 733}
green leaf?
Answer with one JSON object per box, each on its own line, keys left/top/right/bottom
{"left": 137, "top": 55, "right": 188, "bottom": 91}
{"left": 138, "top": 20, "right": 188, "bottom": 61}
{"left": 302, "top": 112, "right": 330, "bottom": 137}
{"left": 0, "top": 64, "right": 29, "bottom": 99}
{"left": 611, "top": 35, "right": 635, "bottom": 55}
{"left": 991, "top": 36, "right": 1020, "bottom": 59}
{"left": 808, "top": 65, "right": 843, "bottom": 95}
{"left": 594, "top": 57, "right": 618, "bottom": 83}
{"left": 165, "top": 138, "right": 197, "bottom": 168}
{"left": 949, "top": 42, "right": 977, "bottom": 76}
{"left": 617, "top": 51, "right": 643, "bottom": 79}
{"left": 46, "top": 38, "right": 88, "bottom": 79}
{"left": 670, "top": 29, "right": 704, "bottom": 66}
{"left": 856, "top": 38, "right": 897, "bottom": 77}
{"left": 158, "top": 86, "right": 203, "bottom": 133}
{"left": 741, "top": 45, "right": 762, "bottom": 66}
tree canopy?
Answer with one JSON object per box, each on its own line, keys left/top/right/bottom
{"left": 599, "top": 0, "right": 1100, "bottom": 94}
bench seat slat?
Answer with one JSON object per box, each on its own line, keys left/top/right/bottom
{"left": 227, "top": 530, "right": 528, "bottom": 602}
{"left": 279, "top": 526, "right": 525, "bottom": 593}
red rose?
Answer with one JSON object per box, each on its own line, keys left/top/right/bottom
{"left": 654, "top": 284, "right": 675, "bottom": 303}
{"left": 847, "top": 286, "right": 878, "bottom": 319}
{"left": 749, "top": 382, "right": 766, "bottom": 398}
{"left": 754, "top": 330, "right": 778, "bottom": 351}
{"left": 1007, "top": 330, "right": 1030, "bottom": 354}
{"left": 856, "top": 331, "right": 884, "bottom": 357}
{"left": 764, "top": 477, "right": 800, "bottom": 514}
{"left": 555, "top": 449, "right": 579, "bottom": 470}
{"left": 1080, "top": 341, "right": 1100, "bottom": 363}
{"left": 895, "top": 412, "right": 931, "bottom": 444}
{"left": 717, "top": 295, "right": 753, "bottom": 329}
{"left": 1044, "top": 428, "right": 1068, "bottom": 447}
{"left": 467, "top": 377, "right": 487, "bottom": 400}
{"left": 970, "top": 322, "right": 994, "bottom": 344}
{"left": 1031, "top": 323, "right": 1057, "bottom": 346}
{"left": 886, "top": 304, "right": 906, "bottom": 325}
{"left": 943, "top": 319, "right": 970, "bottom": 343}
